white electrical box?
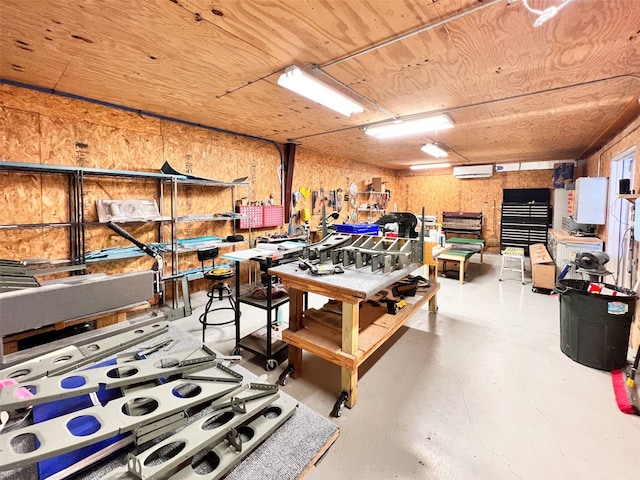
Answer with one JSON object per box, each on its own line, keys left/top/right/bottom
{"left": 567, "top": 177, "right": 608, "bottom": 225}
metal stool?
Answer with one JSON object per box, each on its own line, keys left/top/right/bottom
{"left": 499, "top": 246, "right": 526, "bottom": 284}
{"left": 197, "top": 247, "right": 238, "bottom": 342}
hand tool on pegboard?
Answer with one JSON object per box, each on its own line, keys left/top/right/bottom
{"left": 318, "top": 187, "right": 325, "bottom": 215}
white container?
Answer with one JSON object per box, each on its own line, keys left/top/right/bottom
{"left": 571, "top": 177, "right": 608, "bottom": 225}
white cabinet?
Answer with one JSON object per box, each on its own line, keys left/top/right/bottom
{"left": 568, "top": 177, "right": 608, "bottom": 225}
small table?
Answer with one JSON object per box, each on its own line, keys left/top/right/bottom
{"left": 446, "top": 237, "right": 486, "bottom": 262}
{"left": 438, "top": 251, "right": 474, "bottom": 285}
{"left": 438, "top": 238, "right": 486, "bottom": 284}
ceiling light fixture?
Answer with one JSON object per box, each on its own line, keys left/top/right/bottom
{"left": 277, "top": 65, "right": 364, "bottom": 117}
{"left": 520, "top": 0, "right": 575, "bottom": 27}
{"left": 421, "top": 143, "right": 448, "bottom": 158}
{"left": 410, "top": 163, "right": 451, "bottom": 170}
{"left": 363, "top": 114, "right": 454, "bottom": 140}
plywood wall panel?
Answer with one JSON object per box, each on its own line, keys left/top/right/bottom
{"left": 0, "top": 84, "right": 162, "bottom": 135}
{"left": 41, "top": 174, "right": 70, "bottom": 224}
{"left": 0, "top": 106, "right": 40, "bottom": 163}
{"left": 39, "top": 115, "right": 81, "bottom": 166}
{"left": 0, "top": 230, "right": 44, "bottom": 260}
{"left": 40, "top": 116, "right": 164, "bottom": 170}
{"left": 293, "top": 148, "right": 397, "bottom": 229}
{"left": 1, "top": 172, "right": 43, "bottom": 224}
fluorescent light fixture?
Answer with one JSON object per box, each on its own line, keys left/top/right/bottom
{"left": 363, "top": 114, "right": 454, "bottom": 139}
{"left": 521, "top": 0, "right": 575, "bottom": 27}
{"left": 277, "top": 65, "right": 364, "bottom": 117}
{"left": 410, "top": 163, "right": 451, "bottom": 170}
{"left": 421, "top": 143, "right": 448, "bottom": 158}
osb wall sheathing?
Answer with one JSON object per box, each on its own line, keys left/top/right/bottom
{"left": 292, "top": 148, "right": 397, "bottom": 231}
{"left": 0, "top": 84, "right": 281, "bottom": 286}
{"left": 582, "top": 114, "right": 640, "bottom": 349}
{"left": 397, "top": 168, "right": 555, "bottom": 249}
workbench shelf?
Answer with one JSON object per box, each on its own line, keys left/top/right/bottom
{"left": 282, "top": 284, "right": 438, "bottom": 370}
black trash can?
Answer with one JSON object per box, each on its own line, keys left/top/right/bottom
{"left": 557, "top": 279, "right": 636, "bottom": 371}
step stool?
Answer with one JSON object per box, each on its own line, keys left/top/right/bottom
{"left": 499, "top": 246, "right": 526, "bottom": 284}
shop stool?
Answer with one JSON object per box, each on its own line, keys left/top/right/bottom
{"left": 197, "top": 247, "right": 238, "bottom": 342}
{"left": 499, "top": 246, "right": 526, "bottom": 284}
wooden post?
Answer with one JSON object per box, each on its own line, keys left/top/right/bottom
{"left": 342, "top": 301, "right": 359, "bottom": 407}
{"left": 288, "top": 288, "right": 305, "bottom": 378}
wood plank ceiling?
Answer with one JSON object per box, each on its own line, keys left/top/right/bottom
{"left": 1, "top": 0, "right": 639, "bottom": 170}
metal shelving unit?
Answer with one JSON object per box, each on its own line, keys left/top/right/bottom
{"left": 0, "top": 160, "right": 250, "bottom": 298}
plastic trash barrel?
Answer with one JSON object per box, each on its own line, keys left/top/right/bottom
{"left": 556, "top": 279, "right": 636, "bottom": 371}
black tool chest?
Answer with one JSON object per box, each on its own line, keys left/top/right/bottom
{"left": 500, "top": 203, "right": 551, "bottom": 254}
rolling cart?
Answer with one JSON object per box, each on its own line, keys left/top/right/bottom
{"left": 224, "top": 243, "right": 305, "bottom": 370}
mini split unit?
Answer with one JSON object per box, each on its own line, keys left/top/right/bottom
{"left": 453, "top": 164, "right": 494, "bottom": 179}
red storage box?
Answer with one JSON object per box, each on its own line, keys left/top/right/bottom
{"left": 237, "top": 206, "right": 263, "bottom": 229}
{"left": 263, "top": 205, "right": 284, "bottom": 227}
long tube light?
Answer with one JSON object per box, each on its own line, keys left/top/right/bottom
{"left": 421, "top": 143, "right": 448, "bottom": 158}
{"left": 277, "top": 65, "right": 364, "bottom": 117}
{"left": 363, "top": 114, "right": 454, "bottom": 139}
{"left": 410, "top": 163, "right": 451, "bottom": 170}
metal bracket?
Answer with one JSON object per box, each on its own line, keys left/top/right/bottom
{"left": 0, "top": 321, "right": 170, "bottom": 382}
{"left": 226, "top": 427, "right": 242, "bottom": 452}
{"left": 134, "top": 411, "right": 189, "bottom": 445}
{"left": 248, "top": 382, "right": 278, "bottom": 393}
{"left": 125, "top": 385, "right": 281, "bottom": 480}
{"left": 335, "top": 236, "right": 416, "bottom": 273}
{"left": 0, "top": 379, "right": 239, "bottom": 471}
{"left": 0, "top": 348, "right": 216, "bottom": 411}
{"left": 182, "top": 362, "right": 244, "bottom": 383}
{"left": 301, "top": 233, "right": 353, "bottom": 261}
{"left": 167, "top": 395, "right": 298, "bottom": 480}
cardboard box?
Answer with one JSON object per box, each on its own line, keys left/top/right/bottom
{"left": 530, "top": 243, "right": 556, "bottom": 290}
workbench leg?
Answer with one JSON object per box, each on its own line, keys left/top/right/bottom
{"left": 428, "top": 264, "right": 438, "bottom": 313}
{"left": 459, "top": 259, "right": 465, "bottom": 285}
{"left": 342, "top": 367, "right": 358, "bottom": 408}
{"left": 287, "top": 288, "right": 305, "bottom": 379}
{"left": 342, "top": 302, "right": 359, "bottom": 408}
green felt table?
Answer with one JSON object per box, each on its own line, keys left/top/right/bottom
{"left": 446, "top": 237, "right": 486, "bottom": 262}
{"left": 438, "top": 238, "right": 486, "bottom": 284}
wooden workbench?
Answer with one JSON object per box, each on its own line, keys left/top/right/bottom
{"left": 269, "top": 242, "right": 446, "bottom": 412}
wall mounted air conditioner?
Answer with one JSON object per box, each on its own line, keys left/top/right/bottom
{"left": 453, "top": 164, "right": 494, "bottom": 179}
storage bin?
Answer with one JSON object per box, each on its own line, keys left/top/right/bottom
{"left": 334, "top": 224, "right": 379, "bottom": 235}
{"left": 556, "top": 279, "right": 636, "bottom": 371}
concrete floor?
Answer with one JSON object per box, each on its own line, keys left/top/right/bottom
{"left": 173, "top": 253, "right": 640, "bottom": 480}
